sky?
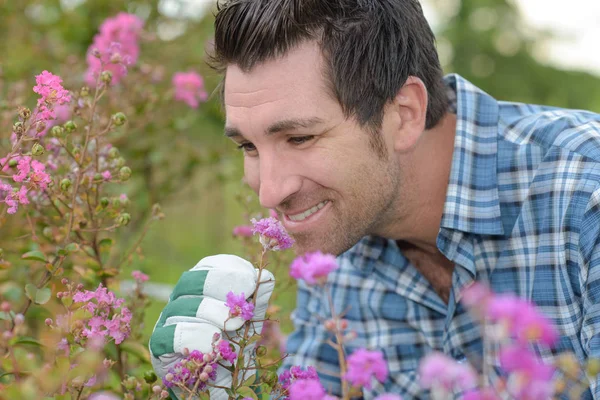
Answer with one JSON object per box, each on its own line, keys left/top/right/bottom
{"left": 170, "top": 0, "right": 600, "bottom": 76}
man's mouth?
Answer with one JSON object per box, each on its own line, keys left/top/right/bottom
{"left": 285, "top": 200, "right": 329, "bottom": 222}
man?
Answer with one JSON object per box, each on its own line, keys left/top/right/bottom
{"left": 150, "top": 0, "right": 600, "bottom": 398}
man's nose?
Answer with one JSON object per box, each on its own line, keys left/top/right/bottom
{"left": 257, "top": 154, "right": 301, "bottom": 209}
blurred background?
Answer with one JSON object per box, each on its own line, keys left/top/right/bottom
{"left": 1, "top": 0, "right": 599, "bottom": 339}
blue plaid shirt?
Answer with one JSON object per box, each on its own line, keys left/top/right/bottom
{"left": 282, "top": 74, "right": 600, "bottom": 399}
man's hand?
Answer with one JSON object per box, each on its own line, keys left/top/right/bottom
{"left": 149, "top": 254, "right": 275, "bottom": 399}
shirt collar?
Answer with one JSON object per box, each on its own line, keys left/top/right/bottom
{"left": 439, "top": 74, "right": 504, "bottom": 236}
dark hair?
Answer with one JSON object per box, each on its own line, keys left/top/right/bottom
{"left": 210, "top": 0, "right": 447, "bottom": 131}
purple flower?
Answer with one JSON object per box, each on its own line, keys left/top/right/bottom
{"left": 225, "top": 291, "right": 254, "bottom": 321}
{"left": 251, "top": 217, "right": 294, "bottom": 251}
{"left": 279, "top": 366, "right": 319, "bottom": 391}
{"left": 498, "top": 345, "right": 555, "bottom": 399}
{"left": 290, "top": 251, "right": 339, "bottom": 285}
{"left": 344, "top": 348, "right": 388, "bottom": 389}
{"left": 463, "top": 389, "right": 501, "bottom": 400}
{"left": 217, "top": 340, "right": 237, "bottom": 364}
{"left": 288, "top": 378, "right": 326, "bottom": 400}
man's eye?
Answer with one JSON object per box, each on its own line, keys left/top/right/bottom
{"left": 237, "top": 142, "right": 257, "bottom": 153}
{"left": 288, "top": 136, "right": 315, "bottom": 145}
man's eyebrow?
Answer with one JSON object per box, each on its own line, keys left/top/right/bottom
{"left": 224, "top": 117, "right": 325, "bottom": 139}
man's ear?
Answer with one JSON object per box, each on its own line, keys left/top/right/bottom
{"left": 391, "top": 76, "right": 428, "bottom": 152}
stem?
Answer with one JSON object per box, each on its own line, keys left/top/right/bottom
{"left": 324, "top": 285, "right": 350, "bottom": 400}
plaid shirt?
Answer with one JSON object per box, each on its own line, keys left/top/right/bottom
{"left": 282, "top": 74, "right": 600, "bottom": 399}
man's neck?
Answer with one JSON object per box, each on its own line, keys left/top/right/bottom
{"left": 391, "top": 111, "right": 457, "bottom": 254}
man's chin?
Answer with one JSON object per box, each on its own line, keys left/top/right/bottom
{"left": 291, "top": 237, "right": 346, "bottom": 257}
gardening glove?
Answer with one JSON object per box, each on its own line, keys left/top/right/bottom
{"left": 149, "top": 254, "right": 275, "bottom": 400}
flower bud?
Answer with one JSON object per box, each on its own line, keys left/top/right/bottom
{"left": 61, "top": 278, "right": 68, "bottom": 285}
{"left": 31, "top": 143, "right": 45, "bottom": 156}
{"left": 144, "top": 370, "right": 158, "bottom": 384}
{"left": 8, "top": 159, "right": 18, "bottom": 168}
{"left": 60, "top": 178, "right": 72, "bottom": 192}
{"left": 18, "top": 107, "right": 31, "bottom": 120}
{"left": 1, "top": 301, "right": 10, "bottom": 312}
{"left": 152, "top": 385, "right": 161, "bottom": 394}
{"left": 116, "top": 213, "right": 131, "bottom": 226}
{"left": 76, "top": 283, "right": 84, "bottom": 291}
{"left": 324, "top": 319, "right": 336, "bottom": 331}
{"left": 587, "top": 358, "right": 600, "bottom": 377}
{"left": 93, "top": 173, "right": 103, "bottom": 182}
{"left": 255, "top": 345, "right": 267, "bottom": 357}
{"left": 3, "top": 331, "right": 13, "bottom": 340}
{"left": 203, "top": 353, "right": 213, "bottom": 363}
{"left": 36, "top": 121, "right": 47, "bottom": 133}
{"left": 72, "top": 146, "right": 81, "bottom": 159}
{"left": 14, "top": 313, "right": 25, "bottom": 326}
{"left": 340, "top": 319, "right": 348, "bottom": 330}
{"left": 45, "top": 318, "right": 53, "bottom": 326}
{"left": 51, "top": 125, "right": 65, "bottom": 137}
{"left": 13, "top": 121, "right": 24, "bottom": 134}
{"left": 199, "top": 372, "right": 209, "bottom": 382}
{"left": 160, "top": 391, "right": 169, "bottom": 399}
{"left": 114, "top": 157, "right": 126, "bottom": 167}
{"left": 261, "top": 370, "right": 278, "bottom": 386}
{"left": 64, "top": 120, "right": 77, "bottom": 133}
{"left": 100, "top": 71, "right": 113, "bottom": 84}
{"left": 108, "top": 147, "right": 120, "bottom": 159}
{"left": 42, "top": 226, "right": 53, "bottom": 239}
{"left": 100, "top": 197, "right": 109, "bottom": 208}
{"left": 182, "top": 347, "right": 190, "bottom": 356}
{"left": 111, "top": 112, "right": 127, "bottom": 126}
{"left": 92, "top": 48, "right": 101, "bottom": 58}
{"left": 203, "top": 365, "right": 214, "bottom": 374}
{"left": 119, "top": 166, "right": 132, "bottom": 181}
{"left": 71, "top": 376, "right": 84, "bottom": 387}
{"left": 165, "top": 373, "right": 174, "bottom": 382}
{"left": 80, "top": 86, "right": 90, "bottom": 97}
{"left": 152, "top": 203, "right": 165, "bottom": 220}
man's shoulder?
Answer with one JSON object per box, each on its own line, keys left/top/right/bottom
{"left": 497, "top": 102, "right": 600, "bottom": 162}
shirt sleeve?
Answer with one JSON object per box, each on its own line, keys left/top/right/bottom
{"left": 579, "top": 185, "right": 600, "bottom": 398}
{"left": 280, "top": 279, "right": 345, "bottom": 397}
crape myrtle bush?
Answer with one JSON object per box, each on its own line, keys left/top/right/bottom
{"left": 1, "top": 10, "right": 599, "bottom": 400}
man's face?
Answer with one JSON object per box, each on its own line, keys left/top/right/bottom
{"left": 224, "top": 41, "right": 403, "bottom": 255}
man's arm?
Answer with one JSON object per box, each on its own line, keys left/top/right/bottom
{"left": 579, "top": 185, "right": 600, "bottom": 398}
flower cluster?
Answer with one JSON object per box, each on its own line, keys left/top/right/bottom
{"left": 344, "top": 349, "right": 389, "bottom": 390}
{"left": 85, "top": 12, "right": 144, "bottom": 85}
{"left": 225, "top": 291, "right": 254, "bottom": 321}
{"left": 290, "top": 251, "right": 339, "bottom": 285}
{"left": 172, "top": 71, "right": 209, "bottom": 109}
{"left": 32, "top": 71, "right": 72, "bottom": 131}
{"left": 251, "top": 216, "right": 294, "bottom": 251}
{"left": 59, "top": 283, "right": 132, "bottom": 345}
{"left": 163, "top": 339, "right": 237, "bottom": 393}
{"left": 418, "top": 352, "right": 477, "bottom": 393}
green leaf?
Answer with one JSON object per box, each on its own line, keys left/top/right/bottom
{"left": 236, "top": 386, "right": 258, "bottom": 400}
{"left": 98, "top": 238, "right": 113, "bottom": 248}
{"left": 14, "top": 336, "right": 43, "bottom": 347}
{"left": 120, "top": 341, "right": 151, "bottom": 364}
{"left": 65, "top": 243, "right": 79, "bottom": 253}
{"left": 57, "top": 247, "right": 68, "bottom": 256}
{"left": 245, "top": 334, "right": 262, "bottom": 347}
{"left": 0, "top": 311, "right": 13, "bottom": 321}
{"left": 35, "top": 287, "right": 51, "bottom": 304}
{"left": 24, "top": 284, "right": 37, "bottom": 301}
{"left": 21, "top": 250, "right": 46, "bottom": 262}
{"left": 242, "top": 373, "right": 256, "bottom": 386}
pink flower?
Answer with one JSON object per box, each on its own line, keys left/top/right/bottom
{"left": 85, "top": 13, "right": 144, "bottom": 86}
{"left": 290, "top": 251, "right": 338, "bottom": 285}
{"left": 418, "top": 352, "right": 477, "bottom": 391}
{"left": 288, "top": 379, "right": 326, "bottom": 400}
{"left": 374, "top": 395, "right": 404, "bottom": 400}
{"left": 1, "top": 184, "right": 29, "bottom": 214}
{"left": 251, "top": 217, "right": 294, "bottom": 251}
{"left": 217, "top": 340, "right": 237, "bottom": 364}
{"left": 225, "top": 291, "right": 254, "bottom": 321}
{"left": 172, "top": 71, "right": 209, "bottom": 109}
{"left": 101, "top": 170, "right": 112, "bottom": 181}
{"left": 232, "top": 225, "right": 253, "bottom": 237}
{"left": 344, "top": 348, "right": 388, "bottom": 389}
{"left": 463, "top": 389, "right": 501, "bottom": 400}
{"left": 487, "top": 294, "right": 558, "bottom": 346}
{"left": 498, "top": 345, "right": 555, "bottom": 399}
{"left": 88, "top": 392, "right": 120, "bottom": 400}
{"left": 131, "top": 270, "right": 149, "bottom": 283}
{"left": 33, "top": 71, "right": 71, "bottom": 108}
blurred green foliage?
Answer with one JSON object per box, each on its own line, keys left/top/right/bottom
{"left": 1, "top": 0, "right": 598, "bottom": 342}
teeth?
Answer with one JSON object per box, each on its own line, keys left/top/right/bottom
{"left": 288, "top": 201, "right": 328, "bottom": 221}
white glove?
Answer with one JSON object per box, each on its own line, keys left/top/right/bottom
{"left": 149, "top": 254, "right": 275, "bottom": 399}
